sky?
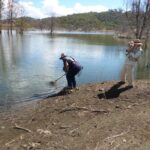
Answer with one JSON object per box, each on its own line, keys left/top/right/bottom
{"left": 15, "top": 0, "right": 125, "bottom": 18}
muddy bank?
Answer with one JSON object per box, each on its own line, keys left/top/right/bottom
{"left": 0, "top": 80, "right": 150, "bottom": 150}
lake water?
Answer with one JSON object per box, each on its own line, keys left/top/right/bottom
{"left": 0, "top": 31, "right": 149, "bottom": 110}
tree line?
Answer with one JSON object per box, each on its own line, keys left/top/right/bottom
{"left": 0, "top": 0, "right": 150, "bottom": 47}
{"left": 0, "top": 0, "right": 25, "bottom": 34}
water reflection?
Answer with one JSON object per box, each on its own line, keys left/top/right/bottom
{"left": 56, "top": 33, "right": 119, "bottom": 46}
{"left": 0, "top": 31, "right": 149, "bottom": 109}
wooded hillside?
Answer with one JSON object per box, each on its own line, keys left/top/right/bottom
{"left": 15, "top": 10, "right": 126, "bottom": 31}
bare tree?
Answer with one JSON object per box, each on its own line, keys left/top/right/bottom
{"left": 15, "top": 4, "right": 26, "bottom": 34}
{"left": 0, "top": 0, "right": 4, "bottom": 34}
{"left": 7, "top": 0, "right": 18, "bottom": 34}
{"left": 49, "top": 13, "right": 55, "bottom": 36}
{"left": 125, "top": 0, "right": 150, "bottom": 43}
{"left": 38, "top": 19, "right": 45, "bottom": 31}
{"left": 7, "top": 0, "right": 13, "bottom": 33}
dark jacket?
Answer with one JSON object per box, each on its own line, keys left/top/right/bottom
{"left": 62, "top": 56, "right": 82, "bottom": 73}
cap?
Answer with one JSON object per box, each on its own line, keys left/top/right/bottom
{"left": 59, "top": 53, "right": 66, "bottom": 59}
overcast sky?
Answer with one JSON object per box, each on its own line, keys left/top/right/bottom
{"left": 5, "top": 0, "right": 125, "bottom": 18}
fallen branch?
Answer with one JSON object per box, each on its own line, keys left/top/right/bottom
{"left": 69, "top": 127, "right": 79, "bottom": 134}
{"left": 127, "top": 103, "right": 139, "bottom": 109}
{"left": 104, "top": 130, "right": 129, "bottom": 141}
{"left": 113, "top": 143, "right": 121, "bottom": 150}
{"left": 90, "top": 109, "right": 109, "bottom": 113}
{"left": 13, "top": 124, "right": 32, "bottom": 133}
{"left": 125, "top": 101, "right": 150, "bottom": 110}
{"left": 59, "top": 106, "right": 109, "bottom": 114}
{"left": 5, "top": 135, "right": 24, "bottom": 147}
{"left": 59, "top": 125, "right": 72, "bottom": 129}
{"left": 5, "top": 139, "right": 16, "bottom": 147}
{"left": 59, "top": 106, "right": 89, "bottom": 113}
{"left": 95, "top": 142, "right": 100, "bottom": 150}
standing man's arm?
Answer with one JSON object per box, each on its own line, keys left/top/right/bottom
{"left": 134, "top": 49, "right": 143, "bottom": 61}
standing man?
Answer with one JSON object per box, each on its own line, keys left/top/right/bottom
{"left": 120, "top": 39, "right": 143, "bottom": 87}
{"left": 60, "top": 53, "right": 82, "bottom": 89}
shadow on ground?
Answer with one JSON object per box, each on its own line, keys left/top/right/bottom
{"left": 98, "top": 82, "right": 133, "bottom": 99}
{"left": 48, "top": 87, "right": 70, "bottom": 98}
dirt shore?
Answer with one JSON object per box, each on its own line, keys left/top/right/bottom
{"left": 0, "top": 80, "right": 150, "bottom": 150}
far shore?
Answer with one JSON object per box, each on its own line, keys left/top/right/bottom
{"left": 1, "top": 29, "right": 115, "bottom": 34}
{"left": 1, "top": 29, "right": 139, "bottom": 41}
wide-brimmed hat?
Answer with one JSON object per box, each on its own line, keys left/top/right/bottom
{"left": 59, "top": 53, "right": 66, "bottom": 59}
{"left": 135, "top": 42, "right": 143, "bottom": 46}
{"left": 133, "top": 39, "right": 143, "bottom": 46}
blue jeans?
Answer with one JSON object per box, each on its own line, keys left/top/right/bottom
{"left": 66, "top": 69, "right": 79, "bottom": 88}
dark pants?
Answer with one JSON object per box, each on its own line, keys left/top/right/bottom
{"left": 66, "top": 70, "right": 79, "bottom": 88}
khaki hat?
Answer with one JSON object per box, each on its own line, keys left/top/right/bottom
{"left": 133, "top": 39, "right": 141, "bottom": 43}
{"left": 133, "top": 39, "right": 143, "bottom": 46}
{"left": 135, "top": 42, "right": 143, "bottom": 46}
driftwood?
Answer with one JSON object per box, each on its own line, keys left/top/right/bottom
{"left": 59, "top": 125, "right": 72, "bottom": 129}
{"left": 104, "top": 130, "right": 129, "bottom": 141}
{"left": 113, "top": 143, "right": 121, "bottom": 150}
{"left": 127, "top": 101, "right": 150, "bottom": 109}
{"left": 13, "top": 124, "right": 32, "bottom": 133}
{"left": 59, "top": 106, "right": 89, "bottom": 113}
{"left": 59, "top": 106, "right": 109, "bottom": 114}
{"left": 5, "top": 139, "right": 16, "bottom": 147}
{"left": 95, "top": 142, "right": 100, "bottom": 150}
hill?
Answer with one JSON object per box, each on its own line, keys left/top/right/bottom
{"left": 43, "top": 10, "right": 126, "bottom": 31}
{"left": 14, "top": 10, "right": 126, "bottom": 31}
